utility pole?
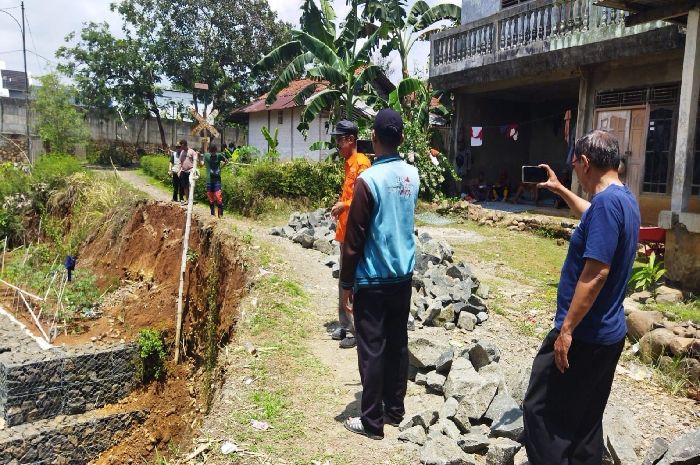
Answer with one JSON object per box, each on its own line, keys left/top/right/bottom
{"left": 21, "top": 1, "right": 30, "bottom": 164}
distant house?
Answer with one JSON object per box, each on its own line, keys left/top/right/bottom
{"left": 233, "top": 74, "right": 394, "bottom": 161}
{"left": 0, "top": 68, "right": 30, "bottom": 98}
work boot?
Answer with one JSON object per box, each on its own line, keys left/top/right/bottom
{"left": 339, "top": 336, "right": 356, "bottom": 349}
{"left": 217, "top": 205, "right": 224, "bottom": 218}
{"left": 209, "top": 203, "right": 215, "bottom": 216}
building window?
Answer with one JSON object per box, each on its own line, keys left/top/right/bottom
{"left": 277, "top": 111, "right": 283, "bottom": 125}
{"left": 643, "top": 107, "right": 675, "bottom": 194}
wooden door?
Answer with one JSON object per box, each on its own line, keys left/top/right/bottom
{"left": 595, "top": 108, "right": 647, "bottom": 197}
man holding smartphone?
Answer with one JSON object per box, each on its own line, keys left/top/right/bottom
{"left": 523, "top": 129, "right": 640, "bottom": 464}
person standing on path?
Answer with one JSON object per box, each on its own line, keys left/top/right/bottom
{"left": 340, "top": 108, "right": 419, "bottom": 440}
{"left": 178, "top": 139, "right": 198, "bottom": 204}
{"left": 169, "top": 144, "right": 184, "bottom": 202}
{"left": 522, "top": 129, "right": 640, "bottom": 464}
{"left": 202, "top": 143, "right": 228, "bottom": 218}
{"left": 329, "top": 120, "right": 372, "bottom": 349}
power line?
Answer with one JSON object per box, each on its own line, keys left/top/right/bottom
{"left": 23, "top": 11, "right": 41, "bottom": 69}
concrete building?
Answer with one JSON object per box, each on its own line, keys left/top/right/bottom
{"left": 233, "top": 75, "right": 395, "bottom": 161}
{"left": 430, "top": 0, "right": 700, "bottom": 291}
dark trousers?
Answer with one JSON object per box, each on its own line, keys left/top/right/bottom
{"left": 337, "top": 245, "right": 354, "bottom": 335}
{"left": 354, "top": 281, "right": 411, "bottom": 437}
{"left": 179, "top": 171, "right": 190, "bottom": 198}
{"left": 172, "top": 173, "right": 184, "bottom": 201}
{"left": 523, "top": 329, "right": 624, "bottom": 465}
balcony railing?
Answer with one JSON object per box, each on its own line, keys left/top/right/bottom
{"left": 432, "top": 0, "right": 667, "bottom": 68}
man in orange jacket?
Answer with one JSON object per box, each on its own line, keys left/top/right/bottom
{"left": 330, "top": 120, "right": 371, "bottom": 349}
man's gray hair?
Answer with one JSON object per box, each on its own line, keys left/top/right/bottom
{"left": 574, "top": 129, "right": 620, "bottom": 170}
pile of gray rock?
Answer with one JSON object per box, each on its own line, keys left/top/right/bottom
{"left": 402, "top": 336, "right": 525, "bottom": 465}
{"left": 269, "top": 209, "right": 340, "bottom": 256}
{"left": 271, "top": 210, "right": 491, "bottom": 332}
{"left": 625, "top": 288, "right": 699, "bottom": 385}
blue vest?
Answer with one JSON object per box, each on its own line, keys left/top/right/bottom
{"left": 356, "top": 154, "right": 419, "bottom": 287}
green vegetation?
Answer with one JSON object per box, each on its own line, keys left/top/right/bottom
{"left": 137, "top": 328, "right": 167, "bottom": 382}
{"left": 628, "top": 252, "right": 666, "bottom": 295}
{"left": 643, "top": 299, "right": 700, "bottom": 324}
{"left": 141, "top": 154, "right": 343, "bottom": 217}
{"left": 33, "top": 74, "right": 90, "bottom": 154}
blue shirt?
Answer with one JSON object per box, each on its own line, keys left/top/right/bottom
{"left": 555, "top": 184, "right": 640, "bottom": 345}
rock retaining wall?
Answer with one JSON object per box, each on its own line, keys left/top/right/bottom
{"left": 0, "top": 409, "right": 147, "bottom": 465}
{"left": 0, "top": 344, "right": 138, "bottom": 427}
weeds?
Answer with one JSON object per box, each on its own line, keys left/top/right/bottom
{"left": 137, "top": 328, "right": 167, "bottom": 382}
{"left": 628, "top": 252, "right": 665, "bottom": 295}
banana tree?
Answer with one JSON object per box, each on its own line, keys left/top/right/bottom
{"left": 388, "top": 77, "right": 450, "bottom": 132}
{"left": 253, "top": 0, "right": 386, "bottom": 132}
{"left": 364, "top": 0, "right": 461, "bottom": 79}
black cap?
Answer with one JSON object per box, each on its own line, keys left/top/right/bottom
{"left": 330, "top": 120, "right": 358, "bottom": 136}
{"left": 373, "top": 108, "right": 403, "bottom": 137}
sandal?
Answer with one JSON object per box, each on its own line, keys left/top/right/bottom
{"left": 344, "top": 417, "right": 383, "bottom": 440}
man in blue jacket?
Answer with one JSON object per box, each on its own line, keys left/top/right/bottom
{"left": 340, "top": 108, "right": 420, "bottom": 440}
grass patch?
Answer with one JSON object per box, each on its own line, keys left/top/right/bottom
{"left": 213, "top": 260, "right": 341, "bottom": 464}
{"left": 643, "top": 299, "right": 700, "bottom": 324}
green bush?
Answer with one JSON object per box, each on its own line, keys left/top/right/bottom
{"left": 32, "top": 153, "right": 84, "bottom": 189}
{"left": 0, "top": 163, "right": 30, "bottom": 201}
{"left": 137, "top": 328, "right": 167, "bottom": 382}
{"left": 86, "top": 143, "right": 134, "bottom": 167}
{"left": 140, "top": 154, "right": 343, "bottom": 217}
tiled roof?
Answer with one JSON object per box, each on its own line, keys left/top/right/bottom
{"left": 234, "top": 79, "right": 329, "bottom": 114}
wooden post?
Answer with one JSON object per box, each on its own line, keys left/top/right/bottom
{"left": 671, "top": 8, "right": 700, "bottom": 213}
{"left": 174, "top": 151, "right": 199, "bottom": 363}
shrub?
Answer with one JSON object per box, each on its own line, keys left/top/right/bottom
{"left": 0, "top": 163, "right": 30, "bottom": 201}
{"left": 86, "top": 143, "right": 134, "bottom": 167}
{"left": 32, "top": 153, "right": 84, "bottom": 189}
{"left": 629, "top": 252, "right": 666, "bottom": 296}
{"left": 140, "top": 154, "right": 171, "bottom": 185}
{"left": 137, "top": 328, "right": 167, "bottom": 382}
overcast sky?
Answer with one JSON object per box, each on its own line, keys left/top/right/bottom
{"left": 0, "top": 0, "right": 435, "bottom": 84}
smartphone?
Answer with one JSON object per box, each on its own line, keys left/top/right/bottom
{"left": 357, "top": 139, "right": 374, "bottom": 154}
{"left": 522, "top": 166, "right": 548, "bottom": 184}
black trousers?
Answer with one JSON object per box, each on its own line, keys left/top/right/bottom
{"left": 353, "top": 281, "right": 411, "bottom": 437}
{"left": 523, "top": 329, "right": 624, "bottom": 465}
{"left": 172, "top": 173, "right": 183, "bottom": 201}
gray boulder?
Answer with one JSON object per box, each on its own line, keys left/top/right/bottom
{"left": 465, "top": 295, "right": 487, "bottom": 314}
{"left": 269, "top": 227, "right": 284, "bottom": 236}
{"left": 409, "top": 337, "right": 450, "bottom": 369}
{"left": 427, "top": 371, "right": 447, "bottom": 393}
{"left": 331, "top": 263, "right": 340, "bottom": 278}
{"left": 479, "top": 363, "right": 507, "bottom": 393}
{"left": 418, "top": 301, "right": 442, "bottom": 325}
{"left": 642, "top": 437, "right": 669, "bottom": 465}
{"left": 399, "top": 425, "right": 427, "bottom": 446}
{"left": 433, "top": 418, "right": 462, "bottom": 440}
{"left": 503, "top": 364, "right": 532, "bottom": 407}
{"left": 312, "top": 238, "right": 334, "bottom": 255}
{"left": 292, "top": 231, "right": 315, "bottom": 249}
{"left": 453, "top": 371, "right": 499, "bottom": 422}
{"left": 416, "top": 371, "right": 429, "bottom": 386}
{"left": 435, "top": 348, "right": 454, "bottom": 374}
{"left": 443, "top": 357, "right": 478, "bottom": 400}
{"left": 412, "top": 409, "right": 439, "bottom": 429}
{"left": 399, "top": 416, "right": 415, "bottom": 432}
{"left": 457, "top": 312, "right": 477, "bottom": 331}
{"left": 486, "top": 438, "right": 521, "bottom": 465}
{"left": 446, "top": 264, "right": 470, "bottom": 281}
{"left": 470, "top": 341, "right": 501, "bottom": 370}
{"left": 656, "top": 429, "right": 700, "bottom": 465}
{"left": 435, "top": 303, "right": 456, "bottom": 327}
{"left": 458, "top": 433, "right": 490, "bottom": 453}
{"left": 422, "top": 239, "right": 454, "bottom": 264}
{"left": 476, "top": 283, "right": 490, "bottom": 299}
{"left": 603, "top": 405, "right": 640, "bottom": 465}
{"left": 476, "top": 311, "right": 489, "bottom": 323}
{"left": 420, "top": 435, "right": 474, "bottom": 465}
{"left": 282, "top": 225, "right": 296, "bottom": 238}
{"left": 486, "top": 392, "right": 524, "bottom": 441}
{"left": 323, "top": 255, "right": 339, "bottom": 268}
{"left": 439, "top": 397, "right": 459, "bottom": 420}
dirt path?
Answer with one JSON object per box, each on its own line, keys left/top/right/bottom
{"left": 117, "top": 170, "right": 698, "bottom": 463}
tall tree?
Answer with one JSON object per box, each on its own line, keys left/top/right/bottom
{"left": 113, "top": 0, "right": 291, "bottom": 124}
{"left": 254, "top": 0, "right": 386, "bottom": 130}
{"left": 364, "top": 0, "right": 461, "bottom": 78}
{"left": 56, "top": 22, "right": 169, "bottom": 148}
{"left": 33, "top": 73, "right": 90, "bottom": 154}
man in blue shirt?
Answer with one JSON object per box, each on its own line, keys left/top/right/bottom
{"left": 523, "top": 129, "right": 640, "bottom": 464}
{"left": 339, "top": 108, "right": 420, "bottom": 440}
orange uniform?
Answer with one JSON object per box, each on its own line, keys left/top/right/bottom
{"left": 335, "top": 152, "right": 371, "bottom": 242}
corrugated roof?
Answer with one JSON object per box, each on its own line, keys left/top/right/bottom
{"left": 234, "top": 79, "right": 329, "bottom": 114}
{"left": 594, "top": 0, "right": 694, "bottom": 25}
{"left": 1, "top": 70, "right": 28, "bottom": 92}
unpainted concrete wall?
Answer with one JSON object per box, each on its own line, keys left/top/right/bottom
{"left": 461, "top": 0, "right": 499, "bottom": 25}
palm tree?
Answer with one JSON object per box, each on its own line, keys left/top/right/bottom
{"left": 253, "top": 0, "right": 386, "bottom": 131}
{"left": 364, "top": 0, "right": 461, "bottom": 79}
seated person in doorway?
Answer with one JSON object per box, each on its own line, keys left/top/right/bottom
{"left": 491, "top": 169, "right": 511, "bottom": 202}
{"left": 510, "top": 182, "right": 540, "bottom": 205}
{"left": 468, "top": 172, "right": 490, "bottom": 202}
